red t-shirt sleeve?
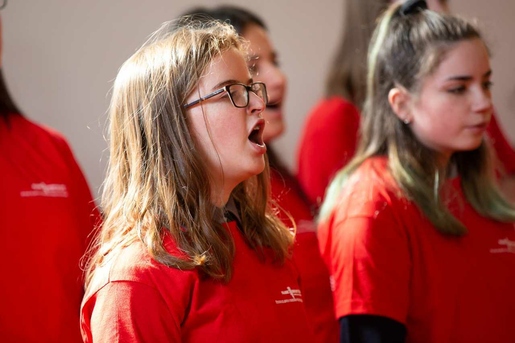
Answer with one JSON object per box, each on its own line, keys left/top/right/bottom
{"left": 296, "top": 97, "right": 360, "bottom": 207}
{"left": 86, "top": 281, "right": 180, "bottom": 342}
{"left": 486, "top": 113, "right": 515, "bottom": 175}
{"left": 327, "top": 199, "right": 411, "bottom": 325}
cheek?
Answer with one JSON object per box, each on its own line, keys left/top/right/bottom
{"left": 257, "top": 64, "right": 286, "bottom": 88}
{"left": 414, "top": 96, "right": 452, "bottom": 124}
{"left": 412, "top": 99, "right": 463, "bottom": 141}
{"left": 262, "top": 114, "right": 284, "bottom": 142}
{"left": 206, "top": 112, "right": 248, "bottom": 151}
{"left": 189, "top": 120, "right": 211, "bottom": 156}
{"left": 188, "top": 112, "right": 221, "bottom": 156}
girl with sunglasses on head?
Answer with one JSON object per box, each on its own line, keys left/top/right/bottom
{"left": 181, "top": 6, "right": 338, "bottom": 342}
{"left": 80, "top": 18, "right": 314, "bottom": 343}
{"left": 317, "top": 1, "right": 515, "bottom": 342}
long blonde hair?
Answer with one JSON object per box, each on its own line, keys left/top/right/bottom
{"left": 85, "top": 19, "right": 292, "bottom": 286}
{"left": 320, "top": 3, "right": 515, "bottom": 235}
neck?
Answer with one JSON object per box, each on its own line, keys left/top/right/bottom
{"left": 211, "top": 181, "right": 238, "bottom": 207}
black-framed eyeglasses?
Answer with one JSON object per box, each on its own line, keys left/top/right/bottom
{"left": 0, "top": 0, "right": 7, "bottom": 10}
{"left": 183, "top": 82, "right": 268, "bottom": 109}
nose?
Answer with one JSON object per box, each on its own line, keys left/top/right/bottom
{"left": 247, "top": 91, "right": 266, "bottom": 116}
{"left": 262, "top": 64, "right": 286, "bottom": 91}
{"left": 473, "top": 87, "right": 493, "bottom": 114}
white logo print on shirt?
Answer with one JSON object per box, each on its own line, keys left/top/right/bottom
{"left": 275, "top": 287, "right": 303, "bottom": 304}
{"left": 20, "top": 183, "right": 69, "bottom": 198}
{"left": 489, "top": 238, "right": 515, "bottom": 254}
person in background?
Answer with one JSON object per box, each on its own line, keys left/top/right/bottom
{"left": 488, "top": 115, "right": 515, "bottom": 201}
{"left": 0, "top": 1, "right": 99, "bottom": 341}
{"left": 182, "top": 6, "right": 338, "bottom": 342}
{"left": 80, "top": 18, "right": 315, "bottom": 342}
{"left": 318, "top": 1, "right": 515, "bottom": 342}
{"left": 296, "top": 0, "right": 515, "bottom": 207}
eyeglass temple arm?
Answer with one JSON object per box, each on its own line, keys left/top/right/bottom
{"left": 183, "top": 88, "right": 226, "bottom": 109}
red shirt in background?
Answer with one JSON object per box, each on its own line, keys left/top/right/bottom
{"left": 270, "top": 170, "right": 338, "bottom": 343}
{"left": 296, "top": 96, "right": 361, "bottom": 207}
{"left": 487, "top": 113, "right": 515, "bottom": 174}
{"left": 0, "top": 115, "right": 99, "bottom": 342}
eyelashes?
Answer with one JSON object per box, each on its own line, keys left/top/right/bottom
{"left": 447, "top": 81, "right": 493, "bottom": 95}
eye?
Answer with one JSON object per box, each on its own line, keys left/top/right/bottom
{"left": 482, "top": 80, "right": 493, "bottom": 91}
{"left": 447, "top": 85, "right": 466, "bottom": 94}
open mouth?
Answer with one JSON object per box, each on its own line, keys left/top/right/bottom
{"left": 248, "top": 120, "right": 265, "bottom": 146}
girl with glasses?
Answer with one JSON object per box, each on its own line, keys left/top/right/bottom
{"left": 318, "top": 1, "right": 515, "bottom": 342}
{"left": 182, "top": 6, "right": 338, "bottom": 342}
{"left": 80, "top": 18, "right": 314, "bottom": 342}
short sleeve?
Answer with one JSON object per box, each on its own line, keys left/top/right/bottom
{"left": 328, "top": 199, "right": 411, "bottom": 325}
{"left": 82, "top": 281, "right": 180, "bottom": 343}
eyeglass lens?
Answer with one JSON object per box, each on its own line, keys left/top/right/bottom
{"left": 228, "top": 83, "right": 266, "bottom": 108}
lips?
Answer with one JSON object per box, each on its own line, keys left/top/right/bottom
{"left": 248, "top": 119, "right": 265, "bottom": 146}
{"left": 468, "top": 122, "right": 488, "bottom": 130}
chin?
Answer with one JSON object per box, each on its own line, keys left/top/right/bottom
{"left": 243, "top": 161, "right": 266, "bottom": 179}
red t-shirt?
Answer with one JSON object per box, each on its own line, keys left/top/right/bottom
{"left": 270, "top": 170, "right": 338, "bottom": 343}
{"left": 296, "top": 96, "right": 361, "bottom": 207}
{"left": 0, "top": 115, "right": 99, "bottom": 342}
{"left": 81, "top": 221, "right": 315, "bottom": 343}
{"left": 318, "top": 157, "right": 515, "bottom": 343}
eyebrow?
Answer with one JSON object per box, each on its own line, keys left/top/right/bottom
{"left": 248, "top": 51, "right": 278, "bottom": 62}
{"left": 210, "top": 78, "right": 254, "bottom": 91}
{"left": 445, "top": 69, "right": 492, "bottom": 82}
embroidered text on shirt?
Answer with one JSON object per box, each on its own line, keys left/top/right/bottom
{"left": 490, "top": 238, "right": 515, "bottom": 254}
{"left": 20, "top": 183, "right": 69, "bottom": 198}
{"left": 275, "top": 287, "right": 303, "bottom": 304}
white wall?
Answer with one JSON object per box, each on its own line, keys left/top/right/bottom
{"left": 3, "top": 0, "right": 514, "bottom": 200}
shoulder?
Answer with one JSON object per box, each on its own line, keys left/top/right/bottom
{"left": 86, "top": 239, "right": 198, "bottom": 302}
{"left": 307, "top": 96, "right": 360, "bottom": 122}
{"left": 8, "top": 115, "right": 69, "bottom": 145}
{"left": 301, "top": 97, "right": 361, "bottom": 142}
{"left": 81, "top": 238, "right": 193, "bottom": 342}
{"left": 4, "top": 115, "right": 76, "bottom": 159}
{"left": 318, "top": 158, "right": 412, "bottom": 264}
{"left": 322, "top": 157, "right": 409, "bottom": 236}
{"left": 340, "top": 158, "right": 401, "bottom": 210}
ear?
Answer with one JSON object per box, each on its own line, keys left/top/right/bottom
{"left": 388, "top": 87, "right": 412, "bottom": 124}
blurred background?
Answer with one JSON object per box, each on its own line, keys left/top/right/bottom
{"left": 4, "top": 0, "right": 514, "bottom": 199}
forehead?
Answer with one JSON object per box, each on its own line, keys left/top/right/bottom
{"left": 198, "top": 47, "right": 250, "bottom": 90}
{"left": 430, "top": 38, "right": 490, "bottom": 80}
{"left": 242, "top": 24, "right": 273, "bottom": 56}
